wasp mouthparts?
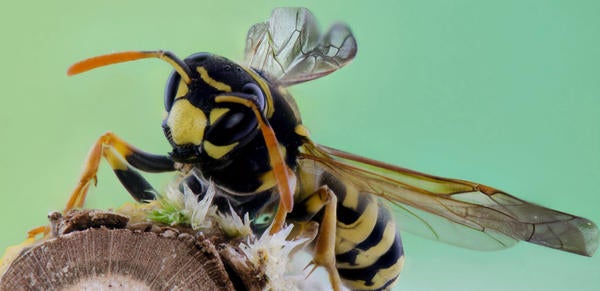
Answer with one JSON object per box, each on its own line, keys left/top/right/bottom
{"left": 169, "top": 145, "right": 201, "bottom": 163}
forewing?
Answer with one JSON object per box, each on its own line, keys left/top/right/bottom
{"left": 299, "top": 143, "right": 599, "bottom": 256}
{"left": 244, "top": 7, "right": 357, "bottom": 86}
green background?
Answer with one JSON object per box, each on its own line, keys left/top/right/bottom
{"left": 1, "top": 1, "right": 599, "bottom": 290}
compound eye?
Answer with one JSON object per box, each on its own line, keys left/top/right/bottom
{"left": 242, "top": 83, "right": 266, "bottom": 111}
{"left": 164, "top": 71, "right": 181, "bottom": 111}
{"left": 206, "top": 106, "right": 257, "bottom": 146}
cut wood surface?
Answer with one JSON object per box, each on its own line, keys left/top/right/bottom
{"left": 0, "top": 210, "right": 265, "bottom": 291}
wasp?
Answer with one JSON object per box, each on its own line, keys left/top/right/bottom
{"left": 20, "top": 7, "right": 600, "bottom": 291}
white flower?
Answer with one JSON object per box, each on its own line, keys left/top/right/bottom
{"left": 213, "top": 202, "right": 253, "bottom": 238}
{"left": 239, "top": 224, "right": 310, "bottom": 290}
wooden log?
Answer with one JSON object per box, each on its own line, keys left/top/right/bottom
{"left": 0, "top": 210, "right": 266, "bottom": 291}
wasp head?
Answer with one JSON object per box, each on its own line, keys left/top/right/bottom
{"left": 67, "top": 50, "right": 270, "bottom": 164}
{"left": 162, "top": 53, "right": 268, "bottom": 163}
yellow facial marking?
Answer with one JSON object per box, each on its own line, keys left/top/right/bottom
{"left": 175, "top": 78, "right": 189, "bottom": 99}
{"left": 167, "top": 99, "right": 206, "bottom": 145}
{"left": 209, "top": 108, "right": 230, "bottom": 125}
{"left": 294, "top": 124, "right": 310, "bottom": 137}
{"left": 203, "top": 141, "right": 238, "bottom": 159}
{"left": 197, "top": 67, "right": 232, "bottom": 92}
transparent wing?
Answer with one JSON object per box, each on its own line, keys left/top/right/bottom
{"left": 244, "top": 7, "right": 357, "bottom": 86}
{"left": 299, "top": 143, "right": 599, "bottom": 256}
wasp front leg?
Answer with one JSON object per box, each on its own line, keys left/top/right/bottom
{"left": 64, "top": 131, "right": 176, "bottom": 212}
{"left": 292, "top": 186, "right": 343, "bottom": 291}
{"left": 4, "top": 131, "right": 177, "bottom": 269}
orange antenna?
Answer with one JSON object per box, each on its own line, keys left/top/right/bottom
{"left": 215, "top": 95, "right": 296, "bottom": 233}
{"left": 67, "top": 50, "right": 193, "bottom": 84}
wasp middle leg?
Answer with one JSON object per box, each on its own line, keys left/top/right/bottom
{"left": 291, "top": 186, "right": 343, "bottom": 291}
{"left": 64, "top": 131, "right": 176, "bottom": 212}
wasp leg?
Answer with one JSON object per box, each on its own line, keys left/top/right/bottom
{"left": 294, "top": 186, "right": 342, "bottom": 291}
{"left": 64, "top": 132, "right": 175, "bottom": 211}
{"left": 27, "top": 226, "right": 50, "bottom": 239}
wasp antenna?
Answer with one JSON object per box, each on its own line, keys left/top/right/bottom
{"left": 215, "top": 95, "right": 295, "bottom": 233}
{"left": 67, "top": 50, "right": 192, "bottom": 84}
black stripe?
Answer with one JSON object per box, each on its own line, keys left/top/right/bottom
{"left": 337, "top": 233, "right": 404, "bottom": 288}
{"left": 318, "top": 172, "right": 373, "bottom": 225}
{"left": 336, "top": 204, "right": 360, "bottom": 225}
{"left": 354, "top": 204, "right": 392, "bottom": 250}
{"left": 290, "top": 172, "right": 350, "bottom": 222}
{"left": 336, "top": 203, "right": 392, "bottom": 265}
{"left": 380, "top": 274, "right": 400, "bottom": 290}
{"left": 337, "top": 192, "right": 371, "bottom": 225}
{"left": 336, "top": 248, "right": 360, "bottom": 267}
{"left": 319, "top": 172, "right": 346, "bottom": 200}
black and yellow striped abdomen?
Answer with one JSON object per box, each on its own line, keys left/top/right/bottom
{"left": 335, "top": 193, "right": 404, "bottom": 290}
{"left": 295, "top": 163, "right": 405, "bottom": 290}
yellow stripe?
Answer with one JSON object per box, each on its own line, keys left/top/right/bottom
{"left": 255, "top": 170, "right": 277, "bottom": 193}
{"left": 175, "top": 78, "right": 189, "bottom": 99}
{"left": 371, "top": 256, "right": 404, "bottom": 290}
{"left": 335, "top": 197, "right": 379, "bottom": 253}
{"left": 341, "top": 186, "right": 360, "bottom": 211}
{"left": 203, "top": 141, "right": 238, "bottom": 159}
{"left": 296, "top": 160, "right": 320, "bottom": 201}
{"left": 196, "top": 66, "right": 232, "bottom": 92}
{"left": 253, "top": 146, "right": 287, "bottom": 191}
{"left": 342, "top": 256, "right": 404, "bottom": 290}
{"left": 294, "top": 124, "right": 310, "bottom": 137}
{"left": 241, "top": 67, "right": 274, "bottom": 117}
{"left": 158, "top": 52, "right": 192, "bottom": 84}
{"left": 209, "top": 108, "right": 230, "bottom": 125}
{"left": 301, "top": 189, "right": 330, "bottom": 215}
{"left": 336, "top": 219, "right": 397, "bottom": 268}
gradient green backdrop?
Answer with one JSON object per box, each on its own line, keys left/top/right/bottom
{"left": 1, "top": 1, "right": 598, "bottom": 290}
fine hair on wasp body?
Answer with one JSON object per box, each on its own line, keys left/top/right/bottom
{"left": 55, "top": 7, "right": 598, "bottom": 291}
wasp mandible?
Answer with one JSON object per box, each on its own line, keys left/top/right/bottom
{"left": 33, "top": 7, "right": 600, "bottom": 291}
